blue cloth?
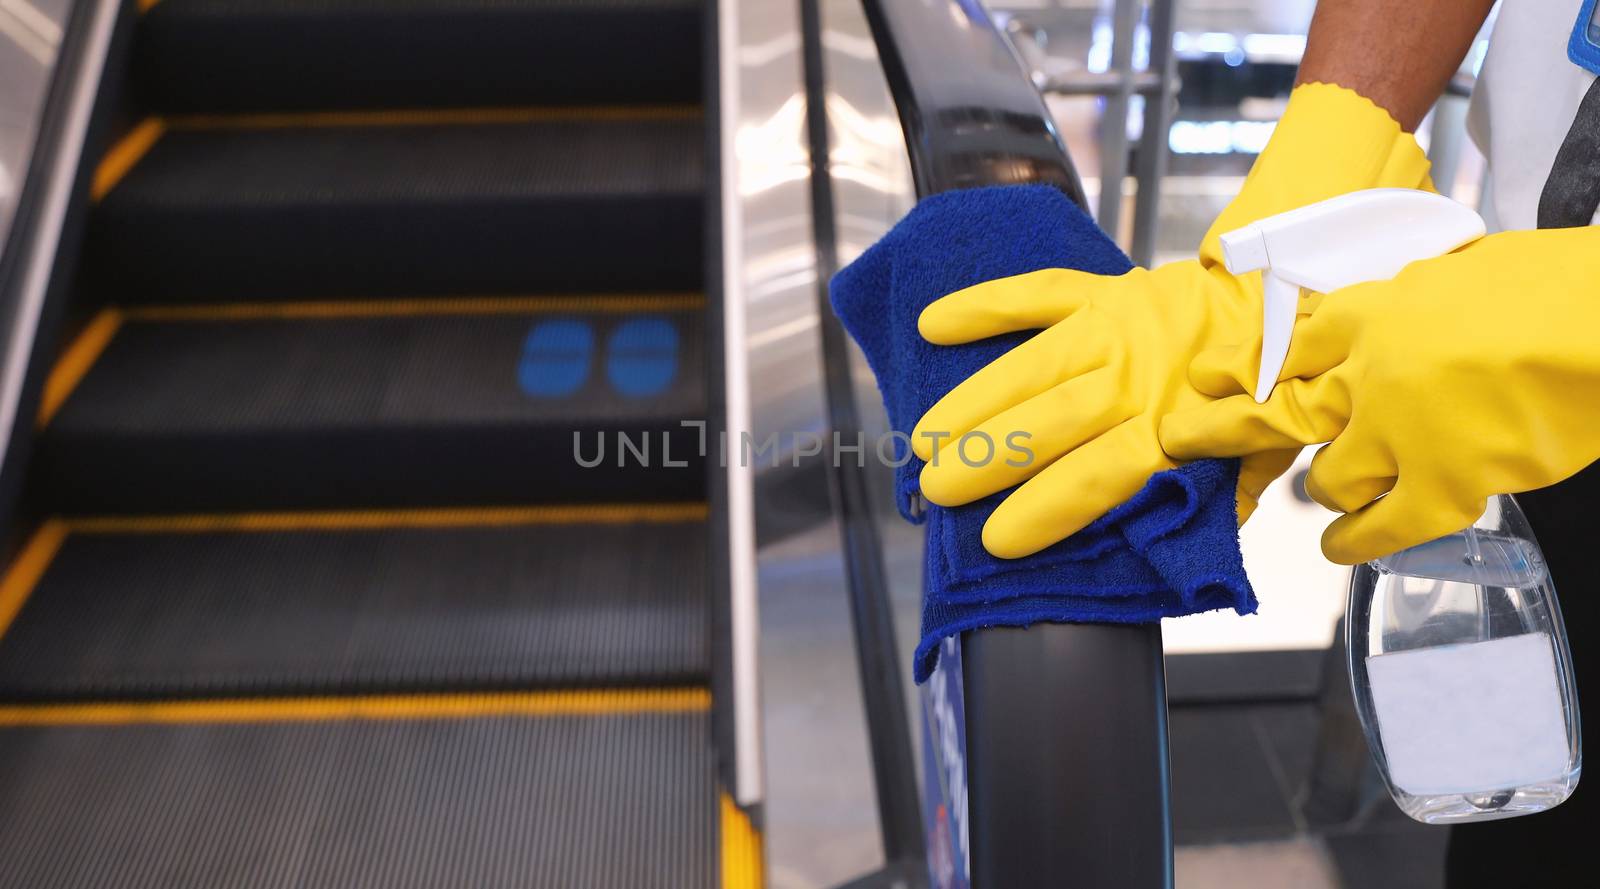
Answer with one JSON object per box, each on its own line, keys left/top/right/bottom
{"left": 830, "top": 184, "right": 1257, "bottom": 682}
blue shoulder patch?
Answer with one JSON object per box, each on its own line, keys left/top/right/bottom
{"left": 1569, "top": 0, "right": 1600, "bottom": 76}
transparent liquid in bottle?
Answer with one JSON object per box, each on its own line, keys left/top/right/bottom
{"left": 1348, "top": 495, "right": 1582, "bottom": 824}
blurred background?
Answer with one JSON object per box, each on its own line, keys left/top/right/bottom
{"left": 1002, "top": 0, "right": 1487, "bottom": 265}
{"left": 1, "top": 0, "right": 67, "bottom": 246}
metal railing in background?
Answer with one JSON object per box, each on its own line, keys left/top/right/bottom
{"left": 1128, "top": 0, "right": 1178, "bottom": 267}
{"left": 826, "top": 0, "right": 1175, "bottom": 886}
{"left": 1007, "top": 0, "right": 1179, "bottom": 268}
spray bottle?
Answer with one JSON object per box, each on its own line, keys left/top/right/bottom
{"left": 1220, "top": 189, "right": 1582, "bottom": 824}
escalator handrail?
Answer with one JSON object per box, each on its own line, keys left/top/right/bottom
{"left": 854, "top": 2, "right": 1175, "bottom": 886}
{"left": 858, "top": 0, "right": 1088, "bottom": 203}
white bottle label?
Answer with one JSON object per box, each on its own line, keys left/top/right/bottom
{"left": 1366, "top": 633, "right": 1570, "bottom": 796}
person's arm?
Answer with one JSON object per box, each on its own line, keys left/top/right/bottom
{"left": 1297, "top": 0, "right": 1497, "bottom": 131}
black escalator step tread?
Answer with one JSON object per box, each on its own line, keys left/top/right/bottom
{"left": 0, "top": 517, "right": 707, "bottom": 699}
{"left": 0, "top": 709, "right": 716, "bottom": 888}
{"left": 87, "top": 117, "right": 704, "bottom": 301}
{"left": 35, "top": 308, "right": 705, "bottom": 512}
{"left": 137, "top": 0, "right": 703, "bottom": 113}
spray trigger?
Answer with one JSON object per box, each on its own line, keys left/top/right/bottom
{"left": 1217, "top": 189, "right": 1487, "bottom": 403}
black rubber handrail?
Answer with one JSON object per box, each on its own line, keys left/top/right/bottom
{"left": 859, "top": 0, "right": 1087, "bottom": 202}
{"left": 854, "top": 2, "right": 1175, "bottom": 886}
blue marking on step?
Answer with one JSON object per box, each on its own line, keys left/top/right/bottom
{"left": 518, "top": 319, "right": 593, "bottom": 397}
{"left": 606, "top": 317, "right": 679, "bottom": 397}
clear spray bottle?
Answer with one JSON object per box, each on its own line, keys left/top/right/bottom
{"left": 1221, "top": 190, "right": 1582, "bottom": 824}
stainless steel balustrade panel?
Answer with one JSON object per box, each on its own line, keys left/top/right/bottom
{"left": 719, "top": 0, "right": 918, "bottom": 886}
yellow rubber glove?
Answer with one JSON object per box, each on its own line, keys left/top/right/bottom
{"left": 1160, "top": 226, "right": 1600, "bottom": 565}
{"left": 911, "top": 83, "right": 1432, "bottom": 559}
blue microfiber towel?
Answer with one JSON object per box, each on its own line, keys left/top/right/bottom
{"left": 830, "top": 184, "right": 1256, "bottom": 682}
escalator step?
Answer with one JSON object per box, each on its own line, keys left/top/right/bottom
{"left": 0, "top": 510, "right": 707, "bottom": 699}
{"left": 137, "top": 0, "right": 704, "bottom": 113}
{"left": 34, "top": 304, "right": 706, "bottom": 512}
{"left": 86, "top": 115, "right": 705, "bottom": 302}
{"left": 0, "top": 703, "right": 717, "bottom": 888}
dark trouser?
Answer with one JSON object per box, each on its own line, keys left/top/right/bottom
{"left": 1445, "top": 464, "right": 1598, "bottom": 886}
{"left": 1447, "top": 72, "right": 1600, "bottom": 886}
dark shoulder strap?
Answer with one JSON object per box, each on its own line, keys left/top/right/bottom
{"left": 1538, "top": 76, "right": 1600, "bottom": 228}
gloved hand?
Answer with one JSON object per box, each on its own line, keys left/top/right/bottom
{"left": 1160, "top": 226, "right": 1600, "bottom": 565}
{"left": 911, "top": 82, "right": 1433, "bottom": 559}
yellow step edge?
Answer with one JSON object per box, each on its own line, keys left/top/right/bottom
{"left": 721, "top": 793, "right": 765, "bottom": 889}
{"left": 0, "top": 506, "right": 705, "bottom": 640}
{"left": 37, "top": 308, "right": 122, "bottom": 427}
{"left": 91, "top": 118, "right": 165, "bottom": 201}
{"left": 167, "top": 105, "right": 702, "bottom": 131}
{"left": 123, "top": 294, "right": 705, "bottom": 321}
{"left": 0, "top": 687, "right": 710, "bottom": 727}
{"left": 0, "top": 520, "right": 68, "bottom": 640}
{"left": 65, "top": 503, "right": 710, "bottom": 534}
{"left": 91, "top": 103, "right": 696, "bottom": 197}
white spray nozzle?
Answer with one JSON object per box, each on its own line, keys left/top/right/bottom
{"left": 1219, "top": 189, "right": 1487, "bottom": 403}
{"left": 1218, "top": 226, "right": 1270, "bottom": 276}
